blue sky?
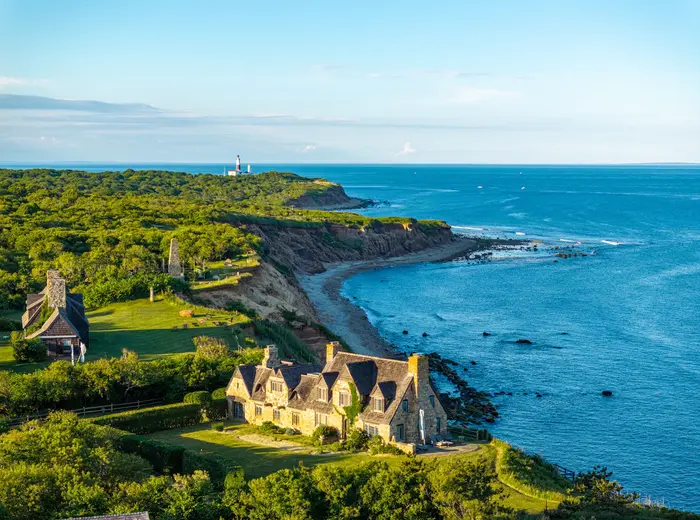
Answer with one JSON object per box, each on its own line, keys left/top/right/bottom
{"left": 1, "top": 0, "right": 699, "bottom": 163}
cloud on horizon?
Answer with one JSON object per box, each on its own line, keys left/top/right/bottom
{"left": 396, "top": 141, "right": 416, "bottom": 155}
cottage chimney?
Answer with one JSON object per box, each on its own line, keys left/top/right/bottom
{"left": 408, "top": 354, "right": 430, "bottom": 393}
{"left": 262, "top": 345, "right": 280, "bottom": 368}
{"left": 46, "top": 270, "right": 67, "bottom": 310}
{"left": 326, "top": 341, "right": 341, "bottom": 365}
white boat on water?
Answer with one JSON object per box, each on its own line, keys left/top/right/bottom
{"left": 477, "top": 185, "right": 483, "bottom": 189}
{"left": 515, "top": 232, "right": 526, "bottom": 236}
{"left": 521, "top": 186, "right": 526, "bottom": 190}
{"left": 601, "top": 240, "right": 622, "bottom": 246}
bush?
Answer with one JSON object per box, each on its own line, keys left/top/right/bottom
{"left": 183, "top": 450, "right": 227, "bottom": 488}
{"left": 284, "top": 427, "right": 300, "bottom": 436}
{"left": 0, "top": 318, "right": 20, "bottom": 332}
{"left": 344, "top": 428, "right": 370, "bottom": 451}
{"left": 208, "top": 399, "right": 228, "bottom": 421}
{"left": 117, "top": 434, "right": 185, "bottom": 474}
{"left": 367, "top": 435, "right": 404, "bottom": 456}
{"left": 259, "top": 421, "right": 284, "bottom": 435}
{"left": 80, "top": 273, "right": 189, "bottom": 309}
{"left": 211, "top": 422, "right": 225, "bottom": 432}
{"left": 10, "top": 332, "right": 46, "bottom": 362}
{"left": 183, "top": 390, "right": 212, "bottom": 406}
{"left": 89, "top": 403, "right": 202, "bottom": 434}
{"left": 211, "top": 387, "right": 227, "bottom": 400}
{"left": 311, "top": 425, "right": 339, "bottom": 445}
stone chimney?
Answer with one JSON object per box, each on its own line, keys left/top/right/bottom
{"left": 167, "top": 238, "right": 183, "bottom": 277}
{"left": 408, "top": 354, "right": 430, "bottom": 393}
{"left": 326, "top": 341, "right": 341, "bottom": 365}
{"left": 46, "top": 270, "right": 67, "bottom": 310}
{"left": 262, "top": 345, "right": 280, "bottom": 369}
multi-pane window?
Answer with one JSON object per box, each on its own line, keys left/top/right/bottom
{"left": 401, "top": 399, "right": 408, "bottom": 413}
{"left": 271, "top": 381, "right": 284, "bottom": 392}
{"left": 315, "top": 412, "right": 329, "bottom": 426}
{"left": 429, "top": 395, "right": 435, "bottom": 408}
{"left": 339, "top": 391, "right": 350, "bottom": 406}
{"left": 395, "top": 423, "right": 405, "bottom": 442}
{"left": 317, "top": 388, "right": 328, "bottom": 401}
{"left": 255, "top": 405, "right": 262, "bottom": 416}
{"left": 273, "top": 408, "right": 281, "bottom": 421}
{"left": 292, "top": 412, "right": 300, "bottom": 426}
{"left": 372, "top": 397, "right": 384, "bottom": 412}
{"left": 364, "top": 423, "right": 379, "bottom": 437}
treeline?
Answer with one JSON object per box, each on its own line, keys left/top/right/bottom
{"left": 0, "top": 345, "right": 262, "bottom": 418}
{"left": 0, "top": 168, "right": 447, "bottom": 308}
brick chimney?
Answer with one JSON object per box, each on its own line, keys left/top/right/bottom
{"left": 408, "top": 354, "right": 430, "bottom": 393}
{"left": 326, "top": 341, "right": 341, "bottom": 365}
{"left": 262, "top": 345, "right": 280, "bottom": 369}
{"left": 46, "top": 270, "right": 67, "bottom": 310}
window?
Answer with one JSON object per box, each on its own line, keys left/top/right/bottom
{"left": 429, "top": 395, "right": 435, "bottom": 408}
{"left": 436, "top": 417, "right": 441, "bottom": 434}
{"left": 317, "top": 387, "right": 328, "bottom": 401}
{"left": 401, "top": 399, "right": 408, "bottom": 413}
{"left": 372, "top": 397, "right": 384, "bottom": 412}
{"left": 315, "top": 412, "right": 329, "bottom": 426}
{"left": 273, "top": 408, "right": 281, "bottom": 421}
{"left": 235, "top": 381, "right": 239, "bottom": 390}
{"left": 395, "top": 423, "right": 405, "bottom": 442}
{"left": 271, "top": 381, "right": 284, "bottom": 392}
{"left": 364, "top": 423, "right": 379, "bottom": 437}
{"left": 292, "top": 412, "right": 300, "bottom": 426}
{"left": 339, "top": 391, "right": 350, "bottom": 406}
{"left": 255, "top": 405, "right": 262, "bottom": 417}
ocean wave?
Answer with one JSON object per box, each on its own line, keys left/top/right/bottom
{"left": 508, "top": 212, "right": 527, "bottom": 219}
{"left": 452, "top": 225, "right": 486, "bottom": 231}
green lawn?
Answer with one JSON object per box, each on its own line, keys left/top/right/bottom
{"left": 0, "top": 297, "right": 251, "bottom": 372}
{"left": 86, "top": 297, "right": 251, "bottom": 360}
{"left": 149, "top": 422, "right": 551, "bottom": 514}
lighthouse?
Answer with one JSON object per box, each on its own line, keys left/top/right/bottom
{"left": 228, "top": 154, "right": 242, "bottom": 176}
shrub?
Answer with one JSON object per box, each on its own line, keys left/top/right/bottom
{"left": 211, "top": 422, "right": 225, "bottom": 432}
{"left": 10, "top": 332, "right": 46, "bottom": 362}
{"left": 259, "top": 421, "right": 284, "bottom": 435}
{"left": 211, "top": 387, "right": 227, "bottom": 400}
{"left": 183, "top": 390, "right": 212, "bottom": 406}
{"left": 183, "top": 450, "right": 227, "bottom": 488}
{"left": 89, "top": 403, "right": 202, "bottom": 434}
{"left": 344, "top": 428, "right": 370, "bottom": 451}
{"left": 80, "top": 273, "right": 188, "bottom": 309}
{"left": 117, "top": 434, "right": 185, "bottom": 474}
{"left": 284, "top": 427, "right": 300, "bottom": 436}
{"left": 311, "top": 425, "right": 339, "bottom": 445}
{"left": 208, "top": 399, "right": 228, "bottom": 421}
{"left": 193, "top": 336, "right": 229, "bottom": 359}
{"left": 0, "top": 318, "right": 20, "bottom": 332}
{"left": 367, "top": 435, "right": 404, "bottom": 456}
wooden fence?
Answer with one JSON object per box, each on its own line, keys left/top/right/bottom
{"left": 553, "top": 463, "right": 577, "bottom": 482}
{"left": 8, "top": 398, "right": 164, "bottom": 427}
{"left": 448, "top": 425, "right": 492, "bottom": 442}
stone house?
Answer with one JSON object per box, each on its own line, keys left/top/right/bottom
{"left": 22, "top": 270, "right": 89, "bottom": 358}
{"left": 226, "top": 342, "right": 449, "bottom": 445}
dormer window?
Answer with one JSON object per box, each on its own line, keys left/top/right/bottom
{"left": 372, "top": 397, "right": 384, "bottom": 412}
{"left": 338, "top": 390, "right": 350, "bottom": 406}
{"left": 271, "top": 381, "right": 284, "bottom": 393}
{"left": 317, "top": 387, "right": 328, "bottom": 401}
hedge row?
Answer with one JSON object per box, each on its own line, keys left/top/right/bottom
{"left": 117, "top": 434, "right": 185, "bottom": 474}
{"left": 183, "top": 450, "right": 228, "bottom": 487}
{"left": 208, "top": 399, "right": 228, "bottom": 421}
{"left": 88, "top": 402, "right": 203, "bottom": 434}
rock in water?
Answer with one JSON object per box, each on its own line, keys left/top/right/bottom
{"left": 470, "top": 360, "right": 477, "bottom": 365}
{"left": 482, "top": 331, "right": 491, "bottom": 336}
{"left": 602, "top": 390, "right": 613, "bottom": 397}
{"left": 402, "top": 330, "right": 408, "bottom": 335}
{"left": 516, "top": 339, "right": 533, "bottom": 344}
{"left": 422, "top": 332, "right": 429, "bottom": 337}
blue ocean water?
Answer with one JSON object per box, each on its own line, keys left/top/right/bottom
{"left": 5, "top": 163, "right": 699, "bottom": 510}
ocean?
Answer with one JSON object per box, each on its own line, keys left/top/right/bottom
{"left": 6, "top": 163, "right": 700, "bottom": 511}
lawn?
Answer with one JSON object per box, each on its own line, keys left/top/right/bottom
{"left": 0, "top": 297, "right": 251, "bottom": 372}
{"left": 86, "top": 297, "right": 251, "bottom": 360}
{"left": 149, "top": 422, "right": 551, "bottom": 514}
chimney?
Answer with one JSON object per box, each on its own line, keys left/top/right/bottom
{"left": 326, "top": 341, "right": 341, "bottom": 365}
{"left": 408, "top": 354, "right": 430, "bottom": 393}
{"left": 46, "top": 270, "right": 67, "bottom": 310}
{"left": 262, "top": 345, "right": 280, "bottom": 368}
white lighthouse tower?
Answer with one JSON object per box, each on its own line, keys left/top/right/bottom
{"left": 228, "top": 155, "right": 242, "bottom": 176}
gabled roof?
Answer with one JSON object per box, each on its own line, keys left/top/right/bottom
{"left": 23, "top": 286, "right": 89, "bottom": 343}
{"left": 343, "top": 361, "right": 377, "bottom": 395}
{"left": 319, "top": 371, "right": 339, "bottom": 389}
{"left": 276, "top": 363, "right": 321, "bottom": 390}
{"left": 288, "top": 374, "right": 318, "bottom": 410}
{"left": 231, "top": 364, "right": 257, "bottom": 396}
{"left": 361, "top": 374, "right": 414, "bottom": 425}
{"left": 374, "top": 381, "right": 397, "bottom": 401}
{"left": 26, "top": 308, "right": 81, "bottom": 340}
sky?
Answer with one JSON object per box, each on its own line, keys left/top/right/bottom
{"left": 1, "top": 0, "right": 699, "bottom": 164}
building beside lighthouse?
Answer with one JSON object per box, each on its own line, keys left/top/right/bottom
{"left": 228, "top": 155, "right": 252, "bottom": 176}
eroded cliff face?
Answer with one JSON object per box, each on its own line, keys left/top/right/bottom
{"left": 251, "top": 222, "right": 454, "bottom": 275}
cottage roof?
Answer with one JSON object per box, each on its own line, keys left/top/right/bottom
{"left": 276, "top": 363, "right": 321, "bottom": 390}
{"left": 319, "top": 371, "right": 339, "bottom": 389}
{"left": 26, "top": 308, "right": 81, "bottom": 340}
{"left": 232, "top": 365, "right": 257, "bottom": 396}
{"left": 23, "top": 284, "right": 89, "bottom": 343}
{"left": 288, "top": 374, "right": 318, "bottom": 410}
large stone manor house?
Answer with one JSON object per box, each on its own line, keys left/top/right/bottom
{"left": 225, "top": 342, "right": 448, "bottom": 446}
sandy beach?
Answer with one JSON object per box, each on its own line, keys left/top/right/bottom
{"left": 298, "top": 236, "right": 487, "bottom": 357}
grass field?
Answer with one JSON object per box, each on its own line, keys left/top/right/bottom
{"left": 149, "top": 422, "right": 551, "bottom": 514}
{"left": 0, "top": 297, "right": 251, "bottom": 372}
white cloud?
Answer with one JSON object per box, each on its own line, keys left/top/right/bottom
{"left": 0, "top": 76, "right": 48, "bottom": 89}
{"left": 396, "top": 141, "right": 416, "bottom": 155}
{"left": 301, "top": 144, "right": 316, "bottom": 152}
{"left": 448, "top": 87, "right": 518, "bottom": 104}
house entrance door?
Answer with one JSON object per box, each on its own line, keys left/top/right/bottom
{"left": 342, "top": 417, "right": 348, "bottom": 439}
